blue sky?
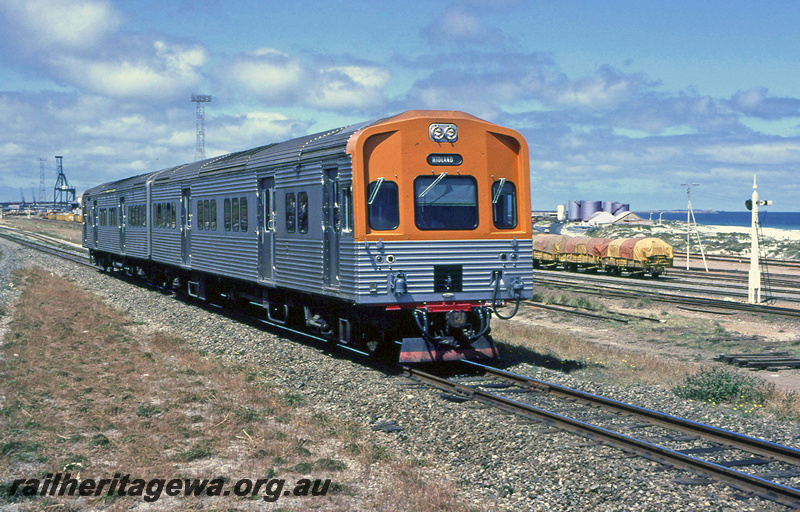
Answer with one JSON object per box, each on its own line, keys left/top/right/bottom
{"left": 2, "top": 0, "right": 800, "bottom": 212}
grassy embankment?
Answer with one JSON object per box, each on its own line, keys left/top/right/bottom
{"left": 0, "top": 267, "right": 473, "bottom": 511}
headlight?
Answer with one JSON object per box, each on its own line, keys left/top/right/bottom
{"left": 429, "top": 123, "right": 458, "bottom": 143}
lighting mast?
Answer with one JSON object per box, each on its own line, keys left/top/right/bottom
{"left": 191, "top": 94, "right": 212, "bottom": 161}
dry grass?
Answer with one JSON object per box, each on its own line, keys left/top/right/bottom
{"left": 0, "top": 267, "right": 476, "bottom": 511}
{"left": 493, "top": 317, "right": 699, "bottom": 387}
{"left": 492, "top": 305, "right": 800, "bottom": 420}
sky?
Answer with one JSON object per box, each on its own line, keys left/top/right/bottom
{"left": 2, "top": 0, "right": 800, "bottom": 212}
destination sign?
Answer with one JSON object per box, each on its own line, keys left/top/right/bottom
{"left": 426, "top": 153, "right": 463, "bottom": 166}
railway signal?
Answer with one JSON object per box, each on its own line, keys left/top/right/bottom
{"left": 747, "top": 176, "right": 772, "bottom": 304}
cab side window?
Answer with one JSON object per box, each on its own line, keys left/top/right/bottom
{"left": 367, "top": 179, "right": 399, "bottom": 230}
{"left": 492, "top": 180, "right": 517, "bottom": 229}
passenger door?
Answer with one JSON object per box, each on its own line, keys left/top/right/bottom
{"left": 259, "top": 177, "right": 275, "bottom": 281}
{"left": 323, "top": 168, "right": 340, "bottom": 288}
{"left": 118, "top": 197, "right": 125, "bottom": 252}
{"left": 92, "top": 201, "right": 98, "bottom": 248}
{"left": 181, "top": 188, "right": 191, "bottom": 265}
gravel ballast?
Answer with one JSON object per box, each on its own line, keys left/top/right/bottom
{"left": 1, "top": 238, "right": 798, "bottom": 511}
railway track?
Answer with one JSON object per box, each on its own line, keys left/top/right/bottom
{"left": 405, "top": 361, "right": 800, "bottom": 509}
{"left": 533, "top": 270, "right": 800, "bottom": 318}
{"left": 674, "top": 252, "right": 800, "bottom": 271}
{"left": 0, "top": 229, "right": 92, "bottom": 268}
{"left": 675, "top": 269, "right": 800, "bottom": 293}
{"left": 5, "top": 226, "right": 800, "bottom": 508}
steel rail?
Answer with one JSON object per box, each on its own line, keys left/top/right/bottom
{"left": 404, "top": 364, "right": 800, "bottom": 508}
{"left": 674, "top": 251, "right": 800, "bottom": 270}
{"left": 0, "top": 233, "right": 92, "bottom": 267}
{"left": 534, "top": 272, "right": 800, "bottom": 317}
{"left": 464, "top": 360, "right": 800, "bottom": 466}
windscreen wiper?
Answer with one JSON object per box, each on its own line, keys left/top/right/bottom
{"left": 418, "top": 172, "right": 448, "bottom": 198}
{"left": 367, "top": 177, "right": 384, "bottom": 205}
{"left": 492, "top": 178, "right": 506, "bottom": 204}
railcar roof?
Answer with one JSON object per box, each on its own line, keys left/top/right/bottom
{"left": 82, "top": 170, "right": 161, "bottom": 196}
{"left": 82, "top": 110, "right": 485, "bottom": 197}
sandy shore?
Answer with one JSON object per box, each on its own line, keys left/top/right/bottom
{"left": 700, "top": 224, "right": 800, "bottom": 241}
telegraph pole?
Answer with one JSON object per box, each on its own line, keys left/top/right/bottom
{"left": 680, "top": 183, "right": 708, "bottom": 272}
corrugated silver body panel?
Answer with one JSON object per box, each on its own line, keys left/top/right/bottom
{"left": 189, "top": 171, "right": 259, "bottom": 281}
{"left": 150, "top": 184, "right": 182, "bottom": 266}
{"left": 122, "top": 186, "right": 148, "bottom": 259}
{"left": 274, "top": 237, "right": 325, "bottom": 290}
{"left": 192, "top": 232, "right": 259, "bottom": 280}
{"left": 94, "top": 193, "right": 120, "bottom": 254}
{"left": 351, "top": 239, "right": 534, "bottom": 305}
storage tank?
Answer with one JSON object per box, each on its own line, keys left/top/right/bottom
{"left": 602, "top": 201, "right": 614, "bottom": 213}
{"left": 568, "top": 200, "right": 581, "bottom": 221}
{"left": 611, "top": 202, "right": 630, "bottom": 215}
{"left": 557, "top": 204, "right": 566, "bottom": 221}
{"left": 580, "top": 200, "right": 602, "bottom": 220}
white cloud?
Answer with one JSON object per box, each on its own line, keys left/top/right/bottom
{"left": 0, "top": 0, "right": 120, "bottom": 52}
{"left": 439, "top": 10, "right": 483, "bottom": 40}
{"left": 555, "top": 74, "right": 636, "bottom": 109}
{"left": 227, "top": 50, "right": 389, "bottom": 111}
{"left": 0, "top": 142, "right": 25, "bottom": 156}
{"left": 204, "top": 112, "right": 309, "bottom": 154}
{"left": 421, "top": 7, "right": 505, "bottom": 46}
{"left": 698, "top": 141, "right": 800, "bottom": 165}
{"left": 49, "top": 41, "right": 207, "bottom": 100}
{"left": 228, "top": 49, "right": 305, "bottom": 99}
{"left": 307, "top": 66, "right": 390, "bottom": 110}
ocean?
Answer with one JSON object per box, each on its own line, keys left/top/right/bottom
{"left": 636, "top": 211, "right": 800, "bottom": 230}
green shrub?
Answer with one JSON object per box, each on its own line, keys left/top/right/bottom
{"left": 674, "top": 367, "right": 774, "bottom": 404}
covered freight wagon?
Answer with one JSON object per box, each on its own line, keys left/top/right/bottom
{"left": 532, "top": 234, "right": 570, "bottom": 268}
{"left": 604, "top": 237, "right": 673, "bottom": 276}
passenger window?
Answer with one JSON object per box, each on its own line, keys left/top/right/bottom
{"left": 165, "top": 203, "right": 171, "bottom": 229}
{"left": 492, "top": 180, "right": 517, "bottom": 229}
{"left": 210, "top": 199, "right": 217, "bottom": 230}
{"left": 297, "top": 192, "right": 308, "bottom": 234}
{"left": 156, "top": 203, "right": 162, "bottom": 228}
{"left": 285, "top": 193, "right": 296, "bottom": 232}
{"left": 367, "top": 180, "right": 399, "bottom": 230}
{"left": 197, "top": 200, "right": 204, "bottom": 230}
{"left": 414, "top": 175, "right": 478, "bottom": 230}
{"left": 342, "top": 186, "right": 353, "bottom": 233}
{"left": 203, "top": 200, "right": 210, "bottom": 230}
{"left": 240, "top": 197, "right": 248, "bottom": 232}
{"left": 224, "top": 198, "right": 231, "bottom": 231}
{"left": 171, "top": 202, "right": 177, "bottom": 228}
{"left": 232, "top": 198, "right": 240, "bottom": 232}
